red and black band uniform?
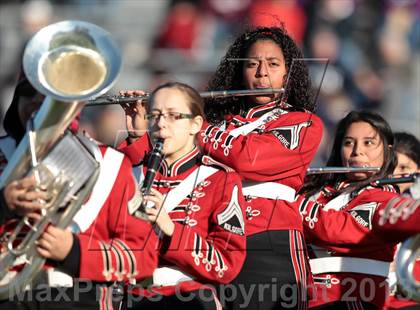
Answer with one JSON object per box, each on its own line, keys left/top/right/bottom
{"left": 0, "top": 144, "right": 158, "bottom": 310}
{"left": 385, "top": 182, "right": 420, "bottom": 310}
{"left": 196, "top": 101, "right": 323, "bottom": 310}
{"left": 296, "top": 181, "right": 420, "bottom": 309}
{"left": 119, "top": 143, "right": 247, "bottom": 309}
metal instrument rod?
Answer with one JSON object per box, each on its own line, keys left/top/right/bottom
{"left": 200, "top": 88, "right": 284, "bottom": 98}
{"left": 86, "top": 88, "right": 285, "bottom": 106}
{"left": 374, "top": 173, "right": 419, "bottom": 186}
{"left": 27, "top": 118, "right": 40, "bottom": 183}
{"left": 307, "top": 167, "right": 381, "bottom": 175}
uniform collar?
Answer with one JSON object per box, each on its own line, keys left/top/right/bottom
{"left": 334, "top": 180, "right": 352, "bottom": 191}
{"left": 159, "top": 146, "right": 201, "bottom": 177}
{"left": 321, "top": 181, "right": 350, "bottom": 196}
{"left": 241, "top": 100, "right": 291, "bottom": 119}
{"left": 245, "top": 101, "right": 277, "bottom": 118}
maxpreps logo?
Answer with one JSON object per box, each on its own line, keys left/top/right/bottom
{"left": 270, "top": 121, "right": 311, "bottom": 150}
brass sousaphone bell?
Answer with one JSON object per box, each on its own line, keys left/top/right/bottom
{"left": 0, "top": 20, "right": 121, "bottom": 300}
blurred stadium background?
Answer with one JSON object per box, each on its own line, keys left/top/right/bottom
{"left": 0, "top": 0, "right": 418, "bottom": 164}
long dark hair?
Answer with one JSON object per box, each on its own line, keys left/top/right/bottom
{"left": 302, "top": 111, "right": 397, "bottom": 196}
{"left": 204, "top": 25, "right": 314, "bottom": 124}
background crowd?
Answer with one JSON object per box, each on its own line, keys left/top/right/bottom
{"left": 0, "top": 0, "right": 419, "bottom": 164}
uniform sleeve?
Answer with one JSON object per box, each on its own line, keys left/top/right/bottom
{"left": 159, "top": 172, "right": 246, "bottom": 284}
{"left": 118, "top": 134, "right": 152, "bottom": 165}
{"left": 374, "top": 195, "right": 420, "bottom": 236}
{"left": 199, "top": 112, "right": 323, "bottom": 182}
{"left": 77, "top": 157, "right": 158, "bottom": 283}
{"left": 297, "top": 195, "right": 369, "bottom": 247}
{"left": 300, "top": 188, "right": 420, "bottom": 247}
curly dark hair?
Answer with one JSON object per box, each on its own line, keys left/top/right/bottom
{"left": 205, "top": 25, "right": 314, "bottom": 124}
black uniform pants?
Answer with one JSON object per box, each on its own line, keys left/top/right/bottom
{"left": 222, "top": 230, "right": 310, "bottom": 310}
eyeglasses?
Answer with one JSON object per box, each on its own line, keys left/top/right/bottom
{"left": 144, "top": 112, "right": 193, "bottom": 122}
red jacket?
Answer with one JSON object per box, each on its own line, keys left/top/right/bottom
{"left": 297, "top": 182, "right": 420, "bottom": 309}
{"left": 198, "top": 102, "right": 323, "bottom": 235}
{"left": 381, "top": 193, "right": 420, "bottom": 309}
{"left": 72, "top": 145, "right": 158, "bottom": 283}
{"left": 0, "top": 144, "right": 158, "bottom": 287}
{"left": 122, "top": 146, "right": 247, "bottom": 297}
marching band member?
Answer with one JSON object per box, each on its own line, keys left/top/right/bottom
{"left": 0, "top": 72, "right": 47, "bottom": 222}
{"left": 198, "top": 26, "right": 323, "bottom": 309}
{"left": 393, "top": 132, "right": 420, "bottom": 196}
{"left": 120, "top": 82, "right": 247, "bottom": 309}
{"left": 386, "top": 131, "right": 420, "bottom": 310}
{"left": 0, "top": 73, "right": 158, "bottom": 310}
{"left": 0, "top": 71, "right": 79, "bottom": 221}
{"left": 298, "top": 111, "right": 420, "bottom": 309}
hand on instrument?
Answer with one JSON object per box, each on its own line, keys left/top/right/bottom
{"left": 36, "top": 225, "right": 74, "bottom": 261}
{"left": 143, "top": 188, "right": 175, "bottom": 237}
{"left": 2, "top": 176, "right": 49, "bottom": 219}
{"left": 119, "top": 89, "right": 148, "bottom": 142}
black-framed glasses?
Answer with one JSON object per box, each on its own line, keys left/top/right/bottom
{"left": 144, "top": 112, "right": 193, "bottom": 122}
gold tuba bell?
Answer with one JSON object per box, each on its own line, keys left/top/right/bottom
{"left": 0, "top": 20, "right": 121, "bottom": 300}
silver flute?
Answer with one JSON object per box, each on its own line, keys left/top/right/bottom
{"left": 307, "top": 167, "right": 381, "bottom": 175}
{"left": 86, "top": 88, "right": 285, "bottom": 106}
{"left": 374, "top": 172, "right": 419, "bottom": 185}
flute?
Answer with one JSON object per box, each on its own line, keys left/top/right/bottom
{"left": 307, "top": 167, "right": 381, "bottom": 175}
{"left": 374, "top": 172, "right": 419, "bottom": 186}
{"left": 86, "top": 88, "right": 285, "bottom": 106}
